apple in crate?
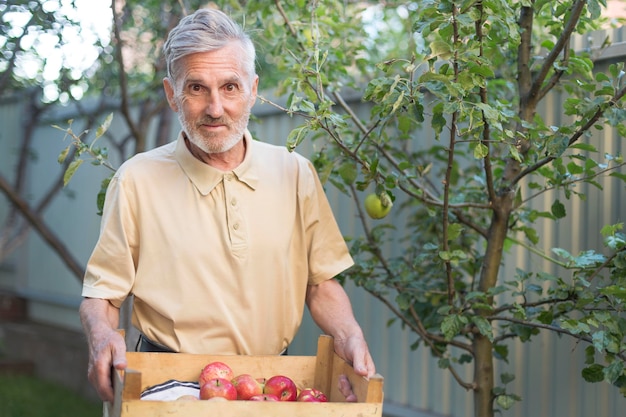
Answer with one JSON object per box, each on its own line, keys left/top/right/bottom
{"left": 231, "top": 374, "right": 264, "bottom": 400}
{"left": 199, "top": 378, "right": 237, "bottom": 401}
{"left": 297, "top": 387, "right": 328, "bottom": 402}
{"left": 198, "top": 361, "right": 234, "bottom": 387}
{"left": 263, "top": 375, "right": 298, "bottom": 401}
{"left": 249, "top": 394, "right": 280, "bottom": 401}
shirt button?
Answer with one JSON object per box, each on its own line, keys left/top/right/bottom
{"left": 233, "top": 223, "right": 240, "bottom": 230}
{"left": 231, "top": 198, "right": 237, "bottom": 206}
{"left": 225, "top": 173, "right": 233, "bottom": 181}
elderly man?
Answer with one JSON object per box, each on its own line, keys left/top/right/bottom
{"left": 79, "top": 8, "right": 375, "bottom": 403}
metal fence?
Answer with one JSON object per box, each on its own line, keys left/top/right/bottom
{"left": 1, "top": 25, "right": 625, "bottom": 417}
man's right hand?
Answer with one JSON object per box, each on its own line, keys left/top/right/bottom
{"left": 87, "top": 328, "right": 127, "bottom": 402}
{"left": 79, "top": 298, "right": 127, "bottom": 402}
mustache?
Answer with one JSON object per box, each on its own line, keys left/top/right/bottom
{"left": 197, "top": 117, "right": 228, "bottom": 125}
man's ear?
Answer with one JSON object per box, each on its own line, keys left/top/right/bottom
{"left": 163, "top": 77, "right": 179, "bottom": 112}
{"left": 249, "top": 75, "right": 259, "bottom": 107}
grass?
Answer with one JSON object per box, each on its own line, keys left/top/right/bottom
{"left": 0, "top": 373, "right": 102, "bottom": 417}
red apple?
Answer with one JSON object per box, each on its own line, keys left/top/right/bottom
{"left": 231, "top": 373, "right": 264, "bottom": 400}
{"left": 198, "top": 361, "right": 234, "bottom": 387}
{"left": 297, "top": 387, "right": 328, "bottom": 402}
{"left": 207, "top": 396, "right": 229, "bottom": 402}
{"left": 249, "top": 394, "right": 280, "bottom": 401}
{"left": 263, "top": 375, "right": 298, "bottom": 401}
{"left": 199, "top": 377, "right": 237, "bottom": 401}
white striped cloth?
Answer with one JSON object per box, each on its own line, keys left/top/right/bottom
{"left": 140, "top": 379, "right": 200, "bottom": 401}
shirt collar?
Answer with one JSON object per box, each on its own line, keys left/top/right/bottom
{"left": 175, "top": 130, "right": 259, "bottom": 196}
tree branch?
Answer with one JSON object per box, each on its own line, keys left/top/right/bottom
{"left": 513, "top": 83, "right": 626, "bottom": 184}
{"left": 528, "top": 0, "right": 586, "bottom": 107}
{"left": 0, "top": 174, "right": 85, "bottom": 280}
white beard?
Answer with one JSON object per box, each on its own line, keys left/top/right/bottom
{"left": 178, "top": 107, "right": 251, "bottom": 154}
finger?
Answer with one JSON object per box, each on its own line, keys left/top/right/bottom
{"left": 112, "top": 353, "right": 128, "bottom": 370}
{"left": 350, "top": 347, "right": 369, "bottom": 377}
{"left": 364, "top": 352, "right": 376, "bottom": 377}
{"left": 96, "top": 338, "right": 127, "bottom": 403}
{"left": 338, "top": 374, "right": 358, "bottom": 402}
{"left": 96, "top": 363, "right": 115, "bottom": 403}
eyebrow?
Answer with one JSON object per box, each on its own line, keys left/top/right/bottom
{"left": 184, "top": 74, "right": 243, "bottom": 86}
{"left": 221, "top": 75, "right": 244, "bottom": 85}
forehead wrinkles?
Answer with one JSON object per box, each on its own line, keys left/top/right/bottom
{"left": 171, "top": 43, "right": 253, "bottom": 84}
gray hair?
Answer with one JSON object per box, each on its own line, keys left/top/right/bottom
{"left": 163, "top": 8, "right": 256, "bottom": 81}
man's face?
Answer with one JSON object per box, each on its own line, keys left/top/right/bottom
{"left": 164, "top": 41, "right": 258, "bottom": 154}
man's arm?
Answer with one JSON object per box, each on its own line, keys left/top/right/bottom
{"left": 305, "top": 278, "right": 376, "bottom": 378}
{"left": 79, "top": 297, "right": 127, "bottom": 402}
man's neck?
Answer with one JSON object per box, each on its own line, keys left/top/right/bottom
{"left": 184, "top": 134, "right": 246, "bottom": 172}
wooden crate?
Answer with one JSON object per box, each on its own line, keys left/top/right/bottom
{"left": 105, "top": 335, "right": 384, "bottom": 417}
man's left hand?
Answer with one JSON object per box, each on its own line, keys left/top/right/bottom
{"left": 334, "top": 334, "right": 376, "bottom": 378}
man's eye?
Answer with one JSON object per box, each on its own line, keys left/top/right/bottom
{"left": 225, "top": 84, "right": 237, "bottom": 92}
{"left": 189, "top": 84, "right": 203, "bottom": 94}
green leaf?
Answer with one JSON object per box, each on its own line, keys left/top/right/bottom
{"left": 63, "top": 159, "right": 84, "bottom": 187}
{"left": 471, "top": 316, "right": 494, "bottom": 342}
{"left": 585, "top": 346, "right": 596, "bottom": 365}
{"left": 441, "top": 314, "right": 467, "bottom": 340}
{"left": 610, "top": 172, "right": 626, "bottom": 182}
{"left": 519, "top": 226, "right": 539, "bottom": 245}
{"left": 573, "top": 250, "right": 605, "bottom": 267}
{"left": 429, "top": 39, "right": 452, "bottom": 59}
{"left": 551, "top": 200, "right": 566, "bottom": 219}
{"left": 571, "top": 143, "right": 598, "bottom": 152}
{"left": 537, "top": 310, "right": 554, "bottom": 324}
{"left": 582, "top": 364, "right": 604, "bottom": 383}
{"left": 286, "top": 126, "right": 308, "bottom": 152}
{"left": 599, "top": 285, "right": 626, "bottom": 300}
{"left": 95, "top": 113, "right": 113, "bottom": 139}
{"left": 567, "top": 161, "right": 583, "bottom": 175}
{"left": 447, "top": 223, "right": 464, "bottom": 241}
{"left": 96, "top": 176, "right": 112, "bottom": 216}
{"left": 438, "top": 357, "right": 451, "bottom": 369}
{"left": 592, "top": 331, "right": 606, "bottom": 352}
{"left": 431, "top": 103, "right": 446, "bottom": 138}
{"left": 469, "top": 63, "right": 495, "bottom": 78}
{"left": 496, "top": 394, "right": 518, "bottom": 410}
{"left": 474, "top": 142, "right": 489, "bottom": 159}
{"left": 57, "top": 146, "right": 71, "bottom": 164}
{"left": 474, "top": 102, "right": 500, "bottom": 121}
{"left": 338, "top": 160, "right": 358, "bottom": 185}
{"left": 459, "top": 354, "right": 473, "bottom": 364}
{"left": 552, "top": 247, "right": 574, "bottom": 261}
{"left": 560, "top": 319, "right": 590, "bottom": 334}
{"left": 500, "top": 373, "right": 515, "bottom": 384}
{"left": 494, "top": 344, "right": 509, "bottom": 362}
{"left": 396, "top": 292, "right": 411, "bottom": 310}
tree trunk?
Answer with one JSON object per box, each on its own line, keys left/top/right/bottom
{"left": 474, "top": 194, "right": 513, "bottom": 417}
{"left": 473, "top": 334, "right": 494, "bottom": 417}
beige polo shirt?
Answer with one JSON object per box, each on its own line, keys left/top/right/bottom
{"left": 82, "top": 131, "right": 354, "bottom": 355}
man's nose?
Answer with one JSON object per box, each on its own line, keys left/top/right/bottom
{"left": 204, "top": 93, "right": 224, "bottom": 119}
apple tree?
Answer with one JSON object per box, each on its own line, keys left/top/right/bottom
{"left": 243, "top": 1, "right": 626, "bottom": 416}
